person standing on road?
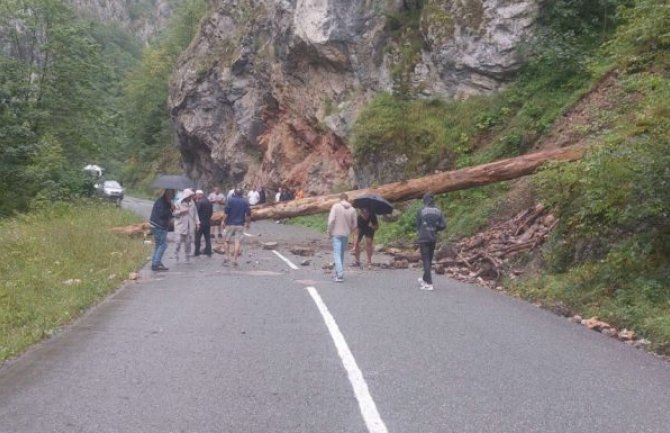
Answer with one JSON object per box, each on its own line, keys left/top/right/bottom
{"left": 327, "top": 193, "right": 357, "bottom": 282}
{"left": 222, "top": 188, "right": 251, "bottom": 266}
{"left": 149, "top": 189, "right": 175, "bottom": 271}
{"left": 247, "top": 186, "right": 260, "bottom": 206}
{"left": 173, "top": 188, "right": 200, "bottom": 262}
{"left": 416, "top": 193, "right": 446, "bottom": 291}
{"left": 353, "top": 207, "right": 379, "bottom": 270}
{"left": 194, "top": 190, "right": 213, "bottom": 257}
{"left": 208, "top": 186, "right": 226, "bottom": 240}
{"left": 258, "top": 186, "right": 266, "bottom": 204}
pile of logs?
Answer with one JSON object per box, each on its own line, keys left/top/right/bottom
{"left": 437, "top": 203, "right": 557, "bottom": 287}
{"left": 386, "top": 203, "right": 557, "bottom": 288}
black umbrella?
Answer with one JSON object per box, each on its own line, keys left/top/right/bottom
{"left": 352, "top": 193, "right": 394, "bottom": 215}
{"left": 150, "top": 174, "right": 197, "bottom": 190}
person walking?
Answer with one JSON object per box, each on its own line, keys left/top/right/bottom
{"left": 353, "top": 207, "right": 379, "bottom": 270}
{"left": 194, "top": 189, "right": 213, "bottom": 257}
{"left": 327, "top": 193, "right": 357, "bottom": 282}
{"left": 149, "top": 189, "right": 175, "bottom": 271}
{"left": 416, "top": 193, "right": 446, "bottom": 291}
{"left": 208, "top": 186, "right": 226, "bottom": 240}
{"left": 173, "top": 188, "right": 200, "bottom": 262}
{"left": 222, "top": 188, "right": 251, "bottom": 266}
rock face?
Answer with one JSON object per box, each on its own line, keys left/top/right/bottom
{"left": 169, "top": 0, "right": 538, "bottom": 193}
{"left": 67, "top": 0, "right": 172, "bottom": 42}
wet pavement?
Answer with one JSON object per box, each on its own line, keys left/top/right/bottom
{"left": 1, "top": 198, "right": 669, "bottom": 433}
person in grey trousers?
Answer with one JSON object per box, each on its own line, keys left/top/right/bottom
{"left": 416, "top": 193, "right": 446, "bottom": 291}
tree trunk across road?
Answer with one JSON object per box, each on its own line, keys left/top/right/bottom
{"left": 251, "top": 145, "right": 585, "bottom": 220}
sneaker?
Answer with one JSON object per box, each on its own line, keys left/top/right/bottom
{"left": 418, "top": 277, "right": 425, "bottom": 286}
{"left": 151, "top": 264, "right": 169, "bottom": 272}
{"left": 419, "top": 282, "right": 434, "bottom": 291}
{"left": 334, "top": 276, "right": 344, "bottom": 283}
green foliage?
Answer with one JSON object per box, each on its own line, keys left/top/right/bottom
{"left": 524, "top": 0, "right": 624, "bottom": 80}
{"left": 120, "top": 0, "right": 208, "bottom": 190}
{"left": 605, "top": 0, "right": 670, "bottom": 69}
{"left": 526, "top": 0, "right": 670, "bottom": 351}
{"left": 0, "top": 203, "right": 148, "bottom": 361}
{"left": 351, "top": 92, "right": 507, "bottom": 178}
{"left": 288, "top": 214, "right": 328, "bottom": 233}
{"left": 0, "top": 0, "right": 120, "bottom": 215}
{"left": 374, "top": 200, "right": 423, "bottom": 246}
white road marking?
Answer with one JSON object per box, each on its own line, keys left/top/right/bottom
{"left": 306, "top": 286, "right": 389, "bottom": 433}
{"left": 272, "top": 250, "right": 299, "bottom": 270}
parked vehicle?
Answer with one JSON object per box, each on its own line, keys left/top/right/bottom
{"left": 96, "top": 180, "right": 124, "bottom": 205}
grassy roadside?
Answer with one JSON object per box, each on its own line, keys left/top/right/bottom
{"left": 0, "top": 202, "right": 150, "bottom": 362}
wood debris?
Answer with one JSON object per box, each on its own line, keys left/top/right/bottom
{"left": 385, "top": 203, "right": 556, "bottom": 288}
{"left": 110, "top": 222, "right": 151, "bottom": 237}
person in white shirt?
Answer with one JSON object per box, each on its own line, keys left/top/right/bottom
{"left": 208, "top": 186, "right": 226, "bottom": 239}
{"left": 247, "top": 187, "right": 260, "bottom": 206}
{"left": 172, "top": 189, "right": 200, "bottom": 261}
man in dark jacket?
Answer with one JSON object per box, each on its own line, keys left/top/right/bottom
{"left": 416, "top": 193, "right": 446, "bottom": 291}
{"left": 149, "top": 189, "right": 175, "bottom": 271}
{"left": 223, "top": 188, "right": 251, "bottom": 266}
{"left": 194, "top": 190, "right": 213, "bottom": 257}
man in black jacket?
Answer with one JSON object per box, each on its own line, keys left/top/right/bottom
{"left": 194, "top": 189, "right": 213, "bottom": 257}
{"left": 150, "top": 189, "right": 175, "bottom": 271}
{"left": 416, "top": 193, "right": 446, "bottom": 291}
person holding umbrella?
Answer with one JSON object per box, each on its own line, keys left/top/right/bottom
{"left": 416, "top": 193, "right": 446, "bottom": 291}
{"left": 353, "top": 207, "right": 379, "bottom": 269}
{"left": 351, "top": 193, "right": 393, "bottom": 270}
{"left": 149, "top": 189, "right": 175, "bottom": 271}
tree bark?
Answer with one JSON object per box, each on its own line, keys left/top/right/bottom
{"left": 251, "top": 145, "right": 585, "bottom": 221}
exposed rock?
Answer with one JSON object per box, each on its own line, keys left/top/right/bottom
{"left": 582, "top": 317, "right": 612, "bottom": 332}
{"left": 261, "top": 241, "right": 278, "bottom": 250}
{"left": 169, "top": 0, "right": 539, "bottom": 191}
{"left": 617, "top": 328, "right": 635, "bottom": 341}
{"left": 67, "top": 0, "right": 172, "bottom": 43}
{"left": 289, "top": 246, "right": 315, "bottom": 256}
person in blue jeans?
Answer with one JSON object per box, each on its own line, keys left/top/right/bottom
{"left": 327, "top": 193, "right": 357, "bottom": 282}
{"left": 149, "top": 189, "right": 175, "bottom": 271}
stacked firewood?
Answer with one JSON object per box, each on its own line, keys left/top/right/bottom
{"left": 385, "top": 203, "right": 557, "bottom": 288}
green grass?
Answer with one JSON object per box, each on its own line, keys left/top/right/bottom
{"left": 287, "top": 214, "right": 328, "bottom": 233}
{"left": 0, "top": 202, "right": 149, "bottom": 362}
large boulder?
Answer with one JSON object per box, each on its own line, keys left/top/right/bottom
{"left": 168, "top": 0, "right": 538, "bottom": 191}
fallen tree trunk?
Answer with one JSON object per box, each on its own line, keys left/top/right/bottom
{"left": 251, "top": 145, "right": 585, "bottom": 221}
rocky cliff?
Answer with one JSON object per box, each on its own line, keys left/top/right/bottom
{"left": 68, "top": 0, "right": 172, "bottom": 42}
{"left": 169, "top": 0, "right": 538, "bottom": 193}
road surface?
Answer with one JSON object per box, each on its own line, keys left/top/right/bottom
{"left": 1, "top": 198, "right": 668, "bottom": 433}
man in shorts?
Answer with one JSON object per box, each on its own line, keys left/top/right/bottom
{"left": 222, "top": 188, "right": 251, "bottom": 266}
{"left": 353, "top": 207, "right": 379, "bottom": 269}
{"left": 208, "top": 186, "right": 226, "bottom": 239}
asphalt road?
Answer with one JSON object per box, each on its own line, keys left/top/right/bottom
{"left": 1, "top": 198, "right": 669, "bottom": 433}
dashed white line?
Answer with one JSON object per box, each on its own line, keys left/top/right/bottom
{"left": 272, "top": 250, "right": 299, "bottom": 270}
{"left": 306, "top": 286, "right": 389, "bottom": 433}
